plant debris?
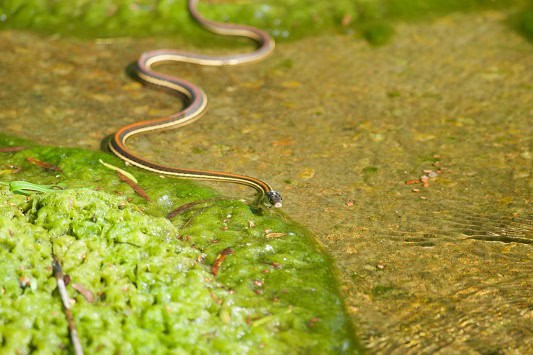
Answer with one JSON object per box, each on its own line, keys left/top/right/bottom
{"left": 116, "top": 170, "right": 150, "bottom": 202}
{"left": 0, "top": 146, "right": 27, "bottom": 152}
{"left": 1, "top": 180, "right": 63, "bottom": 195}
{"left": 0, "top": 166, "right": 21, "bottom": 175}
{"left": 27, "top": 157, "right": 63, "bottom": 172}
{"left": 266, "top": 232, "right": 287, "bottom": 238}
{"left": 211, "top": 247, "right": 234, "bottom": 276}
{"left": 405, "top": 156, "right": 446, "bottom": 191}
{"left": 166, "top": 198, "right": 219, "bottom": 219}
{"left": 72, "top": 283, "right": 96, "bottom": 303}
{"left": 52, "top": 257, "right": 84, "bottom": 355}
{"left": 99, "top": 159, "right": 138, "bottom": 183}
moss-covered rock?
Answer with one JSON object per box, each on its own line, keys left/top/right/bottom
{"left": 0, "top": 0, "right": 527, "bottom": 45}
{"left": 0, "top": 135, "right": 360, "bottom": 353}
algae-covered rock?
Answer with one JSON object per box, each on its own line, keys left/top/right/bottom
{"left": 0, "top": 136, "right": 360, "bottom": 353}
{"left": 0, "top": 0, "right": 526, "bottom": 44}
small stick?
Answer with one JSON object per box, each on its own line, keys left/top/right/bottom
{"left": 116, "top": 171, "right": 151, "bottom": 202}
{"left": 52, "top": 257, "right": 84, "bottom": 355}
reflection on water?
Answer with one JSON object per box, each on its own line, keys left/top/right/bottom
{"left": 1, "top": 11, "right": 531, "bottom": 353}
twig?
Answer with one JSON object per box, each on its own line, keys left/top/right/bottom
{"left": 116, "top": 171, "right": 151, "bottom": 202}
{"left": 52, "top": 257, "right": 84, "bottom": 355}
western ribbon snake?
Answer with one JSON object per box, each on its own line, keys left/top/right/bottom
{"left": 109, "top": 0, "right": 282, "bottom": 208}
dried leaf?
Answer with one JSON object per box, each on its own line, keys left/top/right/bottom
{"left": 211, "top": 248, "right": 234, "bottom": 276}
{"left": 266, "top": 232, "right": 286, "bottom": 238}
{"left": 0, "top": 146, "right": 26, "bottom": 152}
{"left": 27, "top": 157, "right": 63, "bottom": 172}
{"left": 0, "top": 167, "right": 21, "bottom": 175}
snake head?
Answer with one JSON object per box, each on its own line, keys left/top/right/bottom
{"left": 266, "top": 191, "right": 283, "bottom": 208}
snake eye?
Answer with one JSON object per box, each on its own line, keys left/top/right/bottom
{"left": 266, "top": 191, "right": 282, "bottom": 208}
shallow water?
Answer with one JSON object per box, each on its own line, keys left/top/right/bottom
{"left": 1, "top": 11, "right": 532, "bottom": 353}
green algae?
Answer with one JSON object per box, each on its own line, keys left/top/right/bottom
{"left": 508, "top": 5, "right": 533, "bottom": 42}
{"left": 0, "top": 134, "right": 360, "bottom": 353}
{"left": 0, "top": 0, "right": 528, "bottom": 44}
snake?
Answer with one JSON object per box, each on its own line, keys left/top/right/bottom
{"left": 109, "top": 0, "right": 282, "bottom": 208}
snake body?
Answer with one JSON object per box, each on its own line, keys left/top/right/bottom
{"left": 109, "top": 0, "right": 282, "bottom": 207}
